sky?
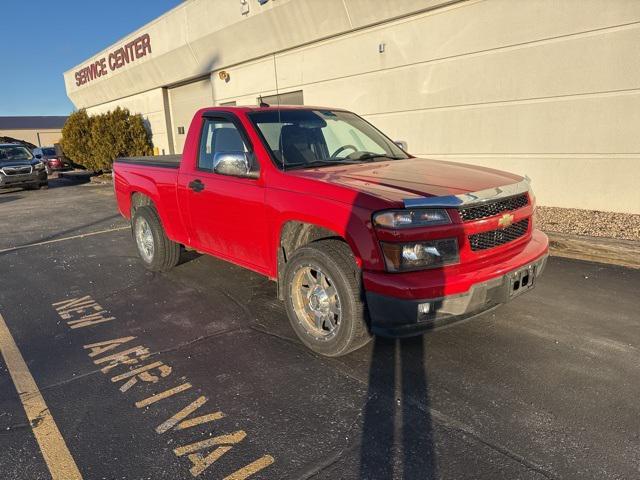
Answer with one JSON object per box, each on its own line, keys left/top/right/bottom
{"left": 0, "top": 0, "right": 183, "bottom": 117}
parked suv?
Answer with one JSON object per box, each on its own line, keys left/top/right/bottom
{"left": 33, "top": 146, "right": 71, "bottom": 174}
{"left": 0, "top": 144, "right": 48, "bottom": 189}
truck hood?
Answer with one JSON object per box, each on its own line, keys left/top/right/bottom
{"left": 288, "top": 157, "right": 523, "bottom": 207}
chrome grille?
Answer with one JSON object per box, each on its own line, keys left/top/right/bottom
{"left": 468, "top": 218, "right": 530, "bottom": 251}
{"left": 459, "top": 193, "right": 529, "bottom": 222}
{"left": 1, "top": 165, "right": 32, "bottom": 175}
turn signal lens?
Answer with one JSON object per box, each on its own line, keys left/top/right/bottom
{"left": 380, "top": 238, "right": 459, "bottom": 272}
{"left": 373, "top": 209, "right": 451, "bottom": 229}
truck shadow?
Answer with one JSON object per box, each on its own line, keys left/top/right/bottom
{"left": 177, "top": 248, "right": 203, "bottom": 266}
{"left": 347, "top": 183, "right": 444, "bottom": 478}
{"left": 359, "top": 336, "right": 439, "bottom": 479}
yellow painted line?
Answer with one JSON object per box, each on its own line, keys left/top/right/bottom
{"left": 135, "top": 382, "right": 192, "bottom": 408}
{"left": 0, "top": 226, "right": 129, "bottom": 254}
{"left": 177, "top": 411, "right": 225, "bottom": 431}
{"left": 224, "top": 455, "right": 275, "bottom": 480}
{"left": 0, "top": 313, "right": 82, "bottom": 479}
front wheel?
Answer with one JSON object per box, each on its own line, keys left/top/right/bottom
{"left": 283, "top": 239, "right": 372, "bottom": 357}
{"left": 132, "top": 206, "right": 180, "bottom": 272}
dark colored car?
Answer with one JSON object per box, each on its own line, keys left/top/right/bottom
{"left": 33, "top": 146, "right": 72, "bottom": 174}
{"left": 0, "top": 144, "right": 48, "bottom": 190}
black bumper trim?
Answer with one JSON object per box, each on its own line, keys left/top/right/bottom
{"left": 366, "top": 254, "right": 548, "bottom": 337}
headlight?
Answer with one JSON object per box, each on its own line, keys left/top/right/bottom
{"left": 380, "top": 238, "right": 459, "bottom": 272}
{"left": 34, "top": 161, "right": 45, "bottom": 170}
{"left": 373, "top": 209, "right": 451, "bottom": 229}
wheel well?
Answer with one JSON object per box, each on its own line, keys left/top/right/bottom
{"left": 277, "top": 221, "right": 347, "bottom": 299}
{"left": 130, "top": 192, "right": 154, "bottom": 216}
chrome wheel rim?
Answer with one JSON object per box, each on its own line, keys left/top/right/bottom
{"left": 291, "top": 265, "right": 341, "bottom": 340}
{"left": 135, "top": 217, "right": 154, "bottom": 263}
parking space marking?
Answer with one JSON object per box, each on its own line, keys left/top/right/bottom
{"left": 54, "top": 295, "right": 116, "bottom": 329}
{"left": 135, "top": 383, "right": 193, "bottom": 408}
{"left": 53, "top": 295, "right": 275, "bottom": 478}
{"left": 156, "top": 396, "right": 225, "bottom": 434}
{"left": 0, "top": 226, "right": 129, "bottom": 255}
{"left": 224, "top": 456, "right": 275, "bottom": 480}
{"left": 0, "top": 313, "right": 83, "bottom": 480}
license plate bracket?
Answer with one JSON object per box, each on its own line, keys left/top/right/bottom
{"left": 508, "top": 264, "right": 537, "bottom": 298}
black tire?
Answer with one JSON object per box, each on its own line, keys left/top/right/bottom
{"left": 283, "top": 239, "right": 373, "bottom": 357}
{"left": 131, "top": 206, "right": 180, "bottom": 272}
{"left": 40, "top": 182, "right": 48, "bottom": 189}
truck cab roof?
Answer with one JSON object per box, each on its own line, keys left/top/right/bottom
{"left": 200, "top": 105, "right": 348, "bottom": 113}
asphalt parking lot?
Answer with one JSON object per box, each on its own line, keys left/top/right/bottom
{"left": 0, "top": 178, "right": 639, "bottom": 480}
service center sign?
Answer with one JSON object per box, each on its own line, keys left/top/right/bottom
{"left": 74, "top": 33, "right": 152, "bottom": 86}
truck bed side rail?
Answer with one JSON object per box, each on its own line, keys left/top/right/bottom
{"left": 115, "top": 155, "right": 181, "bottom": 169}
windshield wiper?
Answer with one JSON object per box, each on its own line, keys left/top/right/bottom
{"left": 285, "top": 159, "right": 363, "bottom": 169}
{"left": 285, "top": 154, "right": 404, "bottom": 170}
{"left": 355, "top": 153, "right": 404, "bottom": 161}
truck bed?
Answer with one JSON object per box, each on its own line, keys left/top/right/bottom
{"left": 115, "top": 155, "right": 181, "bottom": 169}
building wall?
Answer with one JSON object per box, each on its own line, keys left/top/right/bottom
{"left": 212, "top": 0, "right": 640, "bottom": 214}
{"left": 168, "top": 79, "right": 214, "bottom": 153}
{"left": 64, "top": 0, "right": 450, "bottom": 107}
{"left": 0, "top": 128, "right": 62, "bottom": 147}
{"left": 65, "top": 0, "right": 640, "bottom": 214}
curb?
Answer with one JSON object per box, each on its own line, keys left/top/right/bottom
{"left": 547, "top": 232, "right": 640, "bottom": 269}
{"left": 58, "top": 170, "right": 92, "bottom": 181}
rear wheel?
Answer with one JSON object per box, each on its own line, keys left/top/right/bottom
{"left": 284, "top": 239, "right": 372, "bottom": 357}
{"left": 132, "top": 206, "right": 180, "bottom": 272}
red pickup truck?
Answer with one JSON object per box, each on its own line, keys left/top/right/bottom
{"left": 114, "top": 106, "right": 548, "bottom": 356}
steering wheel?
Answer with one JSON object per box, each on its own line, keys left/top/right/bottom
{"left": 330, "top": 145, "right": 358, "bottom": 159}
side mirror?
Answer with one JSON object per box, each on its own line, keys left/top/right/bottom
{"left": 35, "top": 154, "right": 42, "bottom": 159}
{"left": 394, "top": 140, "right": 408, "bottom": 151}
{"left": 213, "top": 151, "right": 259, "bottom": 178}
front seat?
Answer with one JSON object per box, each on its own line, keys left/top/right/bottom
{"left": 200, "top": 127, "right": 246, "bottom": 170}
{"left": 279, "top": 125, "right": 318, "bottom": 166}
{"left": 213, "top": 127, "right": 245, "bottom": 153}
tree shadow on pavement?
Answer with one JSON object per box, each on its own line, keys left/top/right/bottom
{"left": 359, "top": 335, "right": 438, "bottom": 479}
{"left": 47, "top": 174, "right": 91, "bottom": 189}
{"left": 0, "top": 195, "right": 22, "bottom": 204}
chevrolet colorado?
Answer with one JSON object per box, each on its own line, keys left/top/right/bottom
{"left": 113, "top": 106, "right": 548, "bottom": 356}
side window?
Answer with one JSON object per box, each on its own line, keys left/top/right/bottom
{"left": 198, "top": 119, "right": 249, "bottom": 171}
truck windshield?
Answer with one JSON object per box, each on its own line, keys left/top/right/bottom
{"left": 248, "top": 109, "right": 409, "bottom": 169}
{"left": 0, "top": 146, "right": 33, "bottom": 162}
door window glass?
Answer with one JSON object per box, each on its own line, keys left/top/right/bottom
{"left": 198, "top": 119, "right": 248, "bottom": 171}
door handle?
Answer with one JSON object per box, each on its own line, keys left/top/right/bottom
{"left": 188, "top": 179, "right": 204, "bottom": 192}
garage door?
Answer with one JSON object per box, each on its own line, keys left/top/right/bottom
{"left": 168, "top": 78, "right": 213, "bottom": 153}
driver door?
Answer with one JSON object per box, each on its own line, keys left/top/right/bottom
{"left": 183, "top": 116, "right": 270, "bottom": 273}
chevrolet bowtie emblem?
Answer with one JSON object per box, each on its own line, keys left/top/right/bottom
{"left": 498, "top": 213, "right": 514, "bottom": 228}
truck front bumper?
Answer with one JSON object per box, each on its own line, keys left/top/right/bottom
{"left": 364, "top": 230, "right": 549, "bottom": 337}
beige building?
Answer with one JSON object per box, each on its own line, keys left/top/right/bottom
{"left": 64, "top": 0, "right": 640, "bottom": 214}
{"left": 0, "top": 116, "right": 67, "bottom": 147}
